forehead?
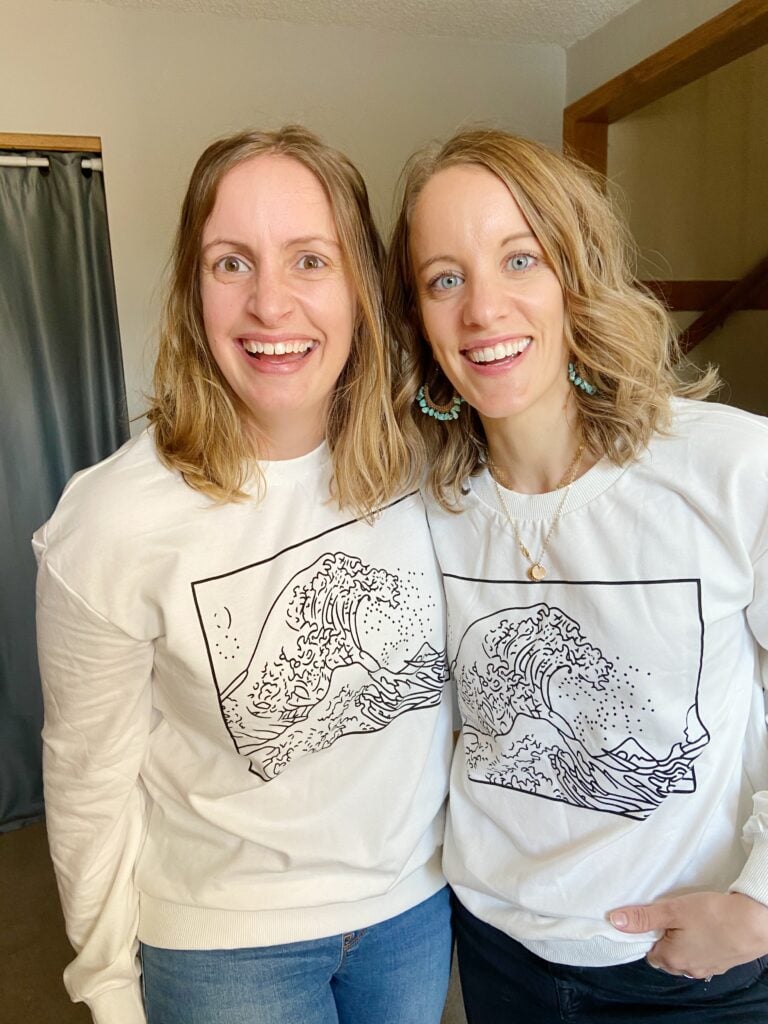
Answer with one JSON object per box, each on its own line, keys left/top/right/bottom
{"left": 415, "top": 163, "right": 536, "bottom": 253}
{"left": 203, "top": 153, "right": 338, "bottom": 240}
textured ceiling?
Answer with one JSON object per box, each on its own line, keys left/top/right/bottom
{"left": 67, "top": 0, "right": 642, "bottom": 46}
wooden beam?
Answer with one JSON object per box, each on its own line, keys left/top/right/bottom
{"left": 566, "top": 0, "right": 768, "bottom": 125}
{"left": 643, "top": 279, "right": 768, "bottom": 312}
{"left": 563, "top": 0, "right": 768, "bottom": 171}
{"left": 678, "top": 254, "right": 768, "bottom": 353}
{"left": 563, "top": 118, "right": 607, "bottom": 177}
{"left": 0, "top": 133, "right": 101, "bottom": 153}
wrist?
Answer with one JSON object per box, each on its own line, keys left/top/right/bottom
{"left": 728, "top": 891, "right": 768, "bottom": 951}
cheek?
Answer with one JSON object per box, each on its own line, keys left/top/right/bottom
{"left": 522, "top": 288, "right": 566, "bottom": 334}
{"left": 201, "top": 279, "right": 245, "bottom": 335}
{"left": 200, "top": 282, "right": 223, "bottom": 336}
{"left": 339, "top": 296, "right": 356, "bottom": 341}
{"left": 325, "top": 282, "right": 357, "bottom": 347}
{"left": 420, "top": 306, "right": 450, "bottom": 355}
{"left": 541, "top": 280, "right": 567, "bottom": 324}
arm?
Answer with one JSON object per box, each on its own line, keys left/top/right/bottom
{"left": 37, "top": 554, "right": 154, "bottom": 1023}
{"left": 610, "top": 545, "right": 768, "bottom": 978}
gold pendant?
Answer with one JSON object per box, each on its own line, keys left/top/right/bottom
{"left": 528, "top": 563, "right": 547, "bottom": 582}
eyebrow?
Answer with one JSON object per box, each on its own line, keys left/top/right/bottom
{"left": 202, "top": 234, "right": 342, "bottom": 254}
{"left": 415, "top": 231, "right": 540, "bottom": 274}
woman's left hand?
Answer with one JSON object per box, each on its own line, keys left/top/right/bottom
{"left": 609, "top": 891, "right": 768, "bottom": 979}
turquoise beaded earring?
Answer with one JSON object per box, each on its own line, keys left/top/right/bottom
{"left": 416, "top": 380, "right": 464, "bottom": 421}
{"left": 568, "top": 362, "right": 598, "bottom": 396}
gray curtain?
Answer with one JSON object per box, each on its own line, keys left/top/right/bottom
{"left": 0, "top": 151, "right": 128, "bottom": 831}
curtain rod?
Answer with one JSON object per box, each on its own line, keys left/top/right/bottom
{"left": 0, "top": 155, "right": 103, "bottom": 171}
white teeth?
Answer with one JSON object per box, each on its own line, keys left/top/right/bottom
{"left": 467, "top": 337, "right": 532, "bottom": 363}
{"left": 242, "top": 339, "right": 316, "bottom": 355}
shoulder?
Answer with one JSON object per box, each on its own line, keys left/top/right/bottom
{"left": 641, "top": 399, "right": 768, "bottom": 552}
{"left": 420, "top": 480, "right": 483, "bottom": 534}
{"left": 669, "top": 398, "right": 768, "bottom": 453}
{"left": 34, "top": 429, "right": 206, "bottom": 562}
{"left": 370, "top": 489, "right": 435, "bottom": 545}
{"left": 644, "top": 399, "right": 768, "bottom": 479}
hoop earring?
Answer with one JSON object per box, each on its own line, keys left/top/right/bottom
{"left": 568, "top": 361, "right": 598, "bottom": 396}
{"left": 416, "top": 380, "right": 464, "bottom": 421}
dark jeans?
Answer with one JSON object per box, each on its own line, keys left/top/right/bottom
{"left": 454, "top": 895, "right": 768, "bottom": 1023}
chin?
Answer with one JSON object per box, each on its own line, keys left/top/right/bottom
{"left": 471, "top": 397, "right": 530, "bottom": 421}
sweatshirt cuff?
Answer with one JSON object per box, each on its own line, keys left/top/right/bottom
{"left": 731, "top": 835, "right": 768, "bottom": 907}
{"left": 89, "top": 982, "right": 146, "bottom": 1024}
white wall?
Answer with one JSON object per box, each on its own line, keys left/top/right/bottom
{"left": 567, "top": 0, "right": 736, "bottom": 102}
{"left": 1, "top": 0, "right": 563, "bottom": 426}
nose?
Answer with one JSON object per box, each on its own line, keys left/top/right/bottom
{"left": 461, "top": 274, "right": 508, "bottom": 328}
{"left": 246, "top": 261, "right": 293, "bottom": 325}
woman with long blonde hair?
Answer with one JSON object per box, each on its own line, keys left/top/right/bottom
{"left": 387, "top": 127, "right": 768, "bottom": 1022}
{"left": 35, "top": 126, "right": 452, "bottom": 1024}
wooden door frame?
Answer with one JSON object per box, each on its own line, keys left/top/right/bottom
{"left": 563, "top": 0, "right": 768, "bottom": 320}
{"left": 0, "top": 133, "right": 100, "bottom": 153}
{"left": 563, "top": 0, "right": 768, "bottom": 177}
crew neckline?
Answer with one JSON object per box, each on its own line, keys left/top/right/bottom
{"left": 471, "top": 455, "right": 627, "bottom": 521}
{"left": 257, "top": 441, "right": 331, "bottom": 484}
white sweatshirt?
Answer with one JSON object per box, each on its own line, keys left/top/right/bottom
{"left": 427, "top": 399, "right": 768, "bottom": 967}
{"left": 34, "top": 433, "right": 452, "bottom": 1024}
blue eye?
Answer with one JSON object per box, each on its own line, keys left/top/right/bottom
{"left": 430, "top": 272, "right": 464, "bottom": 292}
{"left": 506, "top": 253, "right": 537, "bottom": 272}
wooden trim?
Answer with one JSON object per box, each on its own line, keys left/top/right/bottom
{"left": 642, "top": 279, "right": 768, "bottom": 312}
{"left": 0, "top": 132, "right": 101, "bottom": 153}
{"left": 562, "top": 118, "right": 607, "bottom": 177}
{"left": 678, "top": 255, "right": 768, "bottom": 353}
{"left": 563, "top": 0, "right": 768, "bottom": 170}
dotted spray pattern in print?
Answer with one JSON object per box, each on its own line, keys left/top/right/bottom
{"left": 446, "top": 579, "right": 708, "bottom": 820}
{"left": 193, "top": 516, "right": 447, "bottom": 781}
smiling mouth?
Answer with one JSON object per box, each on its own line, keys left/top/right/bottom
{"left": 240, "top": 339, "right": 318, "bottom": 360}
{"left": 464, "top": 337, "right": 532, "bottom": 365}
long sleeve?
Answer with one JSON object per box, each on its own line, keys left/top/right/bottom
{"left": 732, "top": 543, "right": 768, "bottom": 906}
{"left": 32, "top": 438, "right": 450, "bottom": 997}
{"left": 36, "top": 552, "right": 154, "bottom": 1024}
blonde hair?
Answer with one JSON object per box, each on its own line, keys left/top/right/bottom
{"left": 148, "top": 125, "right": 411, "bottom": 516}
{"left": 385, "top": 128, "right": 718, "bottom": 508}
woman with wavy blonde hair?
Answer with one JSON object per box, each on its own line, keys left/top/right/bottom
{"left": 35, "top": 126, "right": 452, "bottom": 1024}
{"left": 150, "top": 125, "right": 413, "bottom": 511}
{"left": 386, "top": 127, "right": 768, "bottom": 1022}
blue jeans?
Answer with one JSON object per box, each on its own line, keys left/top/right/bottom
{"left": 454, "top": 895, "right": 768, "bottom": 1023}
{"left": 141, "top": 887, "right": 452, "bottom": 1024}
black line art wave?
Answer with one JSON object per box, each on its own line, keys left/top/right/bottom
{"left": 203, "top": 551, "right": 447, "bottom": 779}
{"left": 454, "top": 603, "right": 709, "bottom": 819}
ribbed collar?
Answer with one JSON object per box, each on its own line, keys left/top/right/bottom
{"left": 470, "top": 457, "right": 627, "bottom": 522}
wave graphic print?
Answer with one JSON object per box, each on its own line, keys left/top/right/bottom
{"left": 453, "top": 597, "right": 708, "bottom": 819}
{"left": 195, "top": 541, "right": 447, "bottom": 780}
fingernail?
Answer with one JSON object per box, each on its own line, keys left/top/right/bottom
{"left": 609, "top": 911, "right": 628, "bottom": 927}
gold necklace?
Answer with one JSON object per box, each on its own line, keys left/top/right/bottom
{"left": 487, "top": 441, "right": 584, "bottom": 582}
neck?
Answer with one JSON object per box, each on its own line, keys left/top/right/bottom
{"left": 483, "top": 399, "right": 584, "bottom": 494}
{"left": 245, "top": 414, "right": 326, "bottom": 462}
